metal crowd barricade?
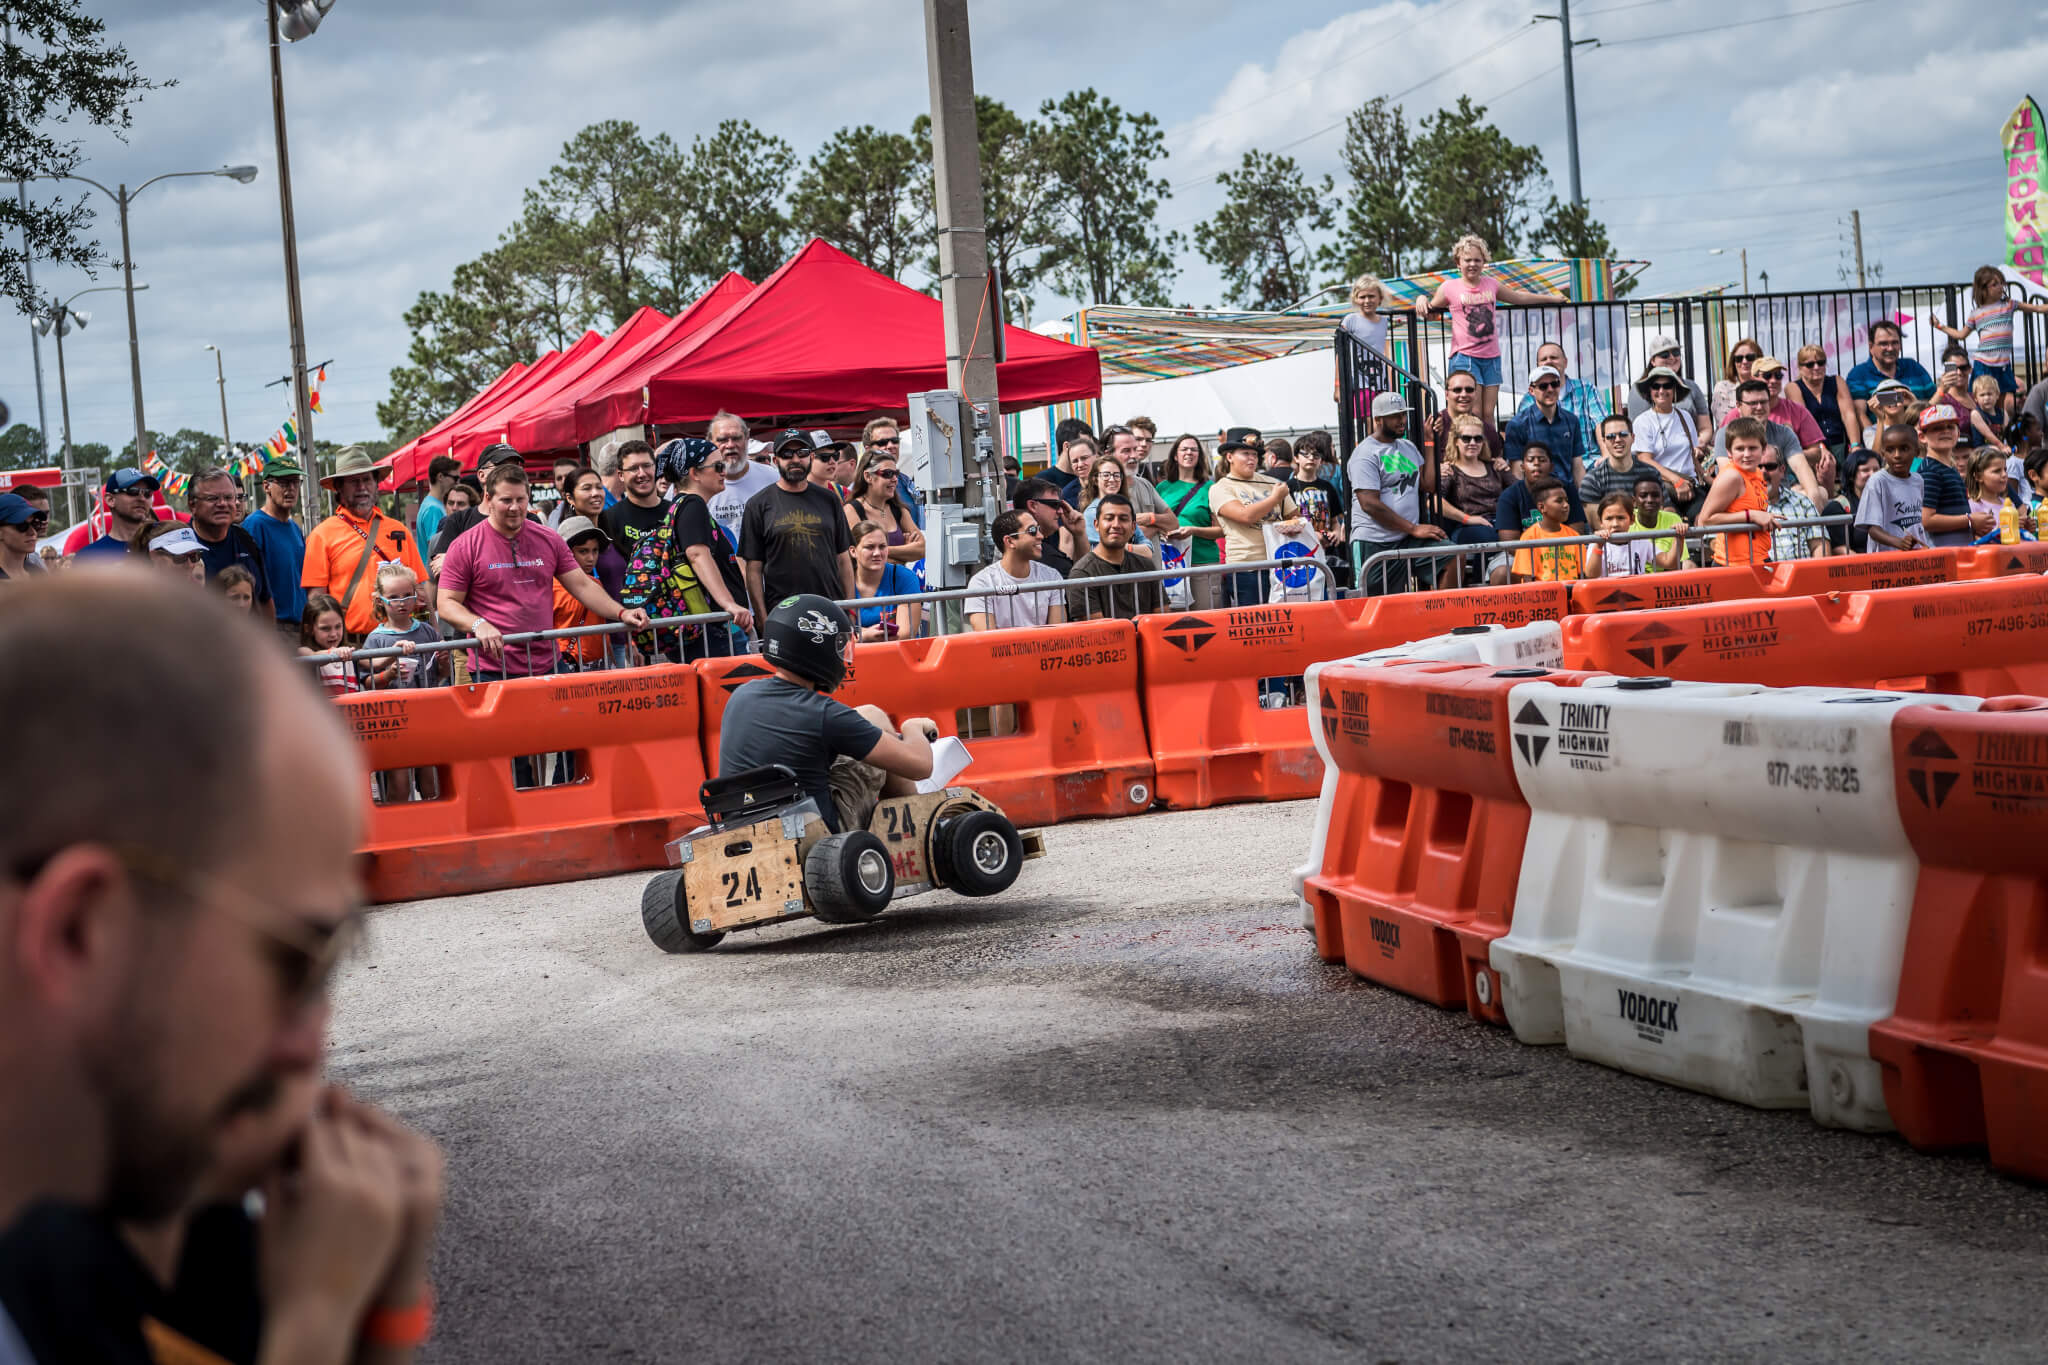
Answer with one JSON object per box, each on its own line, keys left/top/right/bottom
{"left": 297, "top": 558, "right": 1340, "bottom": 674}
{"left": 1353, "top": 516, "right": 1852, "bottom": 595}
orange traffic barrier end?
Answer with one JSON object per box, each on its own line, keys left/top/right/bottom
{"left": 1302, "top": 658, "right": 1603, "bottom": 1023}
{"left": 1871, "top": 697, "right": 2048, "bottom": 1179}
{"left": 1138, "top": 584, "right": 1569, "bottom": 811}
{"left": 340, "top": 665, "right": 707, "bottom": 904}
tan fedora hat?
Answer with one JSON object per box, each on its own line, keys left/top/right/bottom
{"left": 320, "top": 444, "right": 395, "bottom": 488}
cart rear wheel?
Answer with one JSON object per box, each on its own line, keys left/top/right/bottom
{"left": 641, "top": 868, "right": 725, "bottom": 953}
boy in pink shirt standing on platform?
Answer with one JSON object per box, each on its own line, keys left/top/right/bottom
{"left": 1426, "top": 233, "right": 1570, "bottom": 425}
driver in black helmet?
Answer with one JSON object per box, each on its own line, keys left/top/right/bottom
{"left": 718, "top": 594, "right": 940, "bottom": 832}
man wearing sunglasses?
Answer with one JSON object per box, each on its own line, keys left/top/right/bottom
{"left": 1762, "top": 448, "right": 1829, "bottom": 561}
{"left": 1504, "top": 364, "right": 1586, "bottom": 484}
{"left": 0, "top": 573, "right": 441, "bottom": 1363}
{"left": 0, "top": 495, "right": 43, "bottom": 580}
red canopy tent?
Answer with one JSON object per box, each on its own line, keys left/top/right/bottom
{"left": 430, "top": 304, "right": 673, "bottom": 468}
{"left": 383, "top": 361, "right": 529, "bottom": 489}
{"left": 572, "top": 240, "right": 1100, "bottom": 436}
{"left": 435, "top": 330, "right": 607, "bottom": 471}
{"left": 517, "top": 272, "right": 753, "bottom": 453}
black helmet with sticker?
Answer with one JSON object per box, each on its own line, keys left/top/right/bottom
{"left": 762, "top": 594, "right": 856, "bottom": 691}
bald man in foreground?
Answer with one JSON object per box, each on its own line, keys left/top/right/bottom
{"left": 0, "top": 570, "right": 444, "bottom": 1363}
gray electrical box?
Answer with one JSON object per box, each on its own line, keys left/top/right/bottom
{"left": 922, "top": 501, "right": 985, "bottom": 590}
{"left": 906, "top": 389, "right": 968, "bottom": 494}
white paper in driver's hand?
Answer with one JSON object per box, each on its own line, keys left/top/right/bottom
{"left": 914, "top": 736, "right": 974, "bottom": 794}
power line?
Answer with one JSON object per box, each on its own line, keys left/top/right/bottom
{"left": 1593, "top": 156, "right": 1976, "bottom": 203}
{"left": 1168, "top": 0, "right": 1479, "bottom": 146}
{"left": 1477, "top": 60, "right": 1562, "bottom": 106}
{"left": 1168, "top": 20, "right": 1540, "bottom": 192}
{"left": 1613, "top": 179, "right": 2002, "bottom": 231}
{"left": 1574, "top": 0, "right": 1672, "bottom": 14}
{"left": 1597, "top": 0, "right": 1874, "bottom": 47}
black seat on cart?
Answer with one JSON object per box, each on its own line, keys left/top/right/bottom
{"left": 699, "top": 764, "right": 809, "bottom": 827}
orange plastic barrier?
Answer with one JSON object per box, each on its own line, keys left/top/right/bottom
{"left": 697, "top": 620, "right": 1153, "bottom": 828}
{"left": 1955, "top": 541, "right": 2048, "bottom": 579}
{"left": 1136, "top": 584, "right": 1570, "bottom": 810}
{"left": 1301, "top": 659, "right": 1602, "bottom": 1022}
{"left": 1569, "top": 548, "right": 1961, "bottom": 616}
{"left": 339, "top": 665, "right": 706, "bottom": 904}
{"left": 1562, "top": 575, "right": 2048, "bottom": 697}
{"left": 1870, "top": 698, "right": 2048, "bottom": 1180}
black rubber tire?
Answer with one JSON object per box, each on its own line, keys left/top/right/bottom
{"left": 930, "top": 809, "right": 1024, "bottom": 898}
{"left": 641, "top": 868, "right": 725, "bottom": 953}
{"left": 805, "top": 831, "right": 895, "bottom": 924}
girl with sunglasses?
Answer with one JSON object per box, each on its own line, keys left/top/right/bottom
{"left": 1710, "top": 338, "right": 1763, "bottom": 427}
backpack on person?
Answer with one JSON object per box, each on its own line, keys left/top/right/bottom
{"left": 620, "top": 498, "right": 715, "bottom": 648}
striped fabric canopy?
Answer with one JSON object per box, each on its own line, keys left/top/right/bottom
{"left": 1060, "top": 258, "right": 1647, "bottom": 384}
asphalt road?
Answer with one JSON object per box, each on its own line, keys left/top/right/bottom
{"left": 332, "top": 801, "right": 2047, "bottom": 1364}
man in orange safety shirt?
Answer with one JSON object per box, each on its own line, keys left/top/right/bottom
{"left": 302, "top": 446, "right": 430, "bottom": 640}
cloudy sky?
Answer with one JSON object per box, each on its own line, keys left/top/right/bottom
{"left": 6, "top": 0, "right": 2035, "bottom": 456}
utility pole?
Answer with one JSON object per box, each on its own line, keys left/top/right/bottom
{"left": 922, "top": 0, "right": 1001, "bottom": 582}
{"left": 268, "top": 0, "right": 319, "bottom": 523}
{"left": 1850, "top": 209, "right": 1867, "bottom": 289}
{"left": 1535, "top": 0, "right": 1598, "bottom": 206}
{"left": 205, "top": 344, "right": 234, "bottom": 461}
{"left": 7, "top": 20, "right": 51, "bottom": 464}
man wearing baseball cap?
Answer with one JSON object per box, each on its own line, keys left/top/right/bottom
{"left": 426, "top": 443, "right": 529, "bottom": 570}
{"left": 1348, "top": 391, "right": 1442, "bottom": 593}
{"left": 302, "top": 445, "right": 428, "bottom": 639}
{"left": 243, "top": 456, "right": 308, "bottom": 633}
{"left": 72, "top": 468, "right": 162, "bottom": 560}
{"left": 1504, "top": 363, "right": 1585, "bottom": 483}
{"left": 1912, "top": 403, "right": 1983, "bottom": 547}
{"left": 738, "top": 429, "right": 852, "bottom": 625}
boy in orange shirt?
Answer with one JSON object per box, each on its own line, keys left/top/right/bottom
{"left": 1510, "top": 479, "right": 1585, "bottom": 581}
{"left": 1700, "top": 415, "right": 1775, "bottom": 565}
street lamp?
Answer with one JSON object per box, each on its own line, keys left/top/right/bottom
{"left": 46, "top": 165, "right": 259, "bottom": 468}
{"left": 1708, "top": 246, "right": 1750, "bottom": 296}
{"left": 268, "top": 0, "right": 341, "bottom": 518}
{"left": 203, "top": 344, "right": 234, "bottom": 465}
{"left": 35, "top": 283, "right": 148, "bottom": 524}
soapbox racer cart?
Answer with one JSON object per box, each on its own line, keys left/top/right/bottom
{"left": 641, "top": 764, "right": 1046, "bottom": 952}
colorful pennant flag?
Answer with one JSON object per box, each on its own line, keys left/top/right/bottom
{"left": 309, "top": 366, "right": 327, "bottom": 415}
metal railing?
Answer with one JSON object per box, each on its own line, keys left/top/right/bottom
{"left": 1354, "top": 515, "right": 1851, "bottom": 593}
{"left": 1345, "top": 283, "right": 2045, "bottom": 447}
{"left": 298, "top": 557, "right": 1338, "bottom": 673}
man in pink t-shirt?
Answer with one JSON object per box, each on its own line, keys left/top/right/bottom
{"left": 438, "top": 461, "right": 648, "bottom": 678}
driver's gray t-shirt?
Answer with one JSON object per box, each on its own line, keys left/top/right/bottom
{"left": 718, "top": 676, "right": 882, "bottom": 831}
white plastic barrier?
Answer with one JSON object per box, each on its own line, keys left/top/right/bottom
{"left": 1488, "top": 677, "right": 1984, "bottom": 1131}
{"left": 1292, "top": 621, "right": 1565, "bottom": 926}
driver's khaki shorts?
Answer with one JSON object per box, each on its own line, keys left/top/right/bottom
{"left": 828, "top": 755, "right": 888, "bottom": 832}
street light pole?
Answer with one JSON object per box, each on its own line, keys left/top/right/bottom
{"left": 269, "top": 0, "right": 318, "bottom": 520}
{"left": 1535, "top": 1, "right": 1599, "bottom": 207}
{"left": 48, "top": 167, "right": 258, "bottom": 465}
{"left": 115, "top": 185, "right": 145, "bottom": 460}
{"left": 38, "top": 283, "right": 141, "bottom": 525}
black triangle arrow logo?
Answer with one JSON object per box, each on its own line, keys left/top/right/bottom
{"left": 1514, "top": 733, "right": 1549, "bottom": 766}
{"left": 1906, "top": 729, "right": 1958, "bottom": 761}
{"left": 718, "top": 662, "right": 773, "bottom": 693}
{"left": 1513, "top": 699, "right": 1548, "bottom": 727}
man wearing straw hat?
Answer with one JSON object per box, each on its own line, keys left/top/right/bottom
{"left": 302, "top": 445, "right": 430, "bottom": 641}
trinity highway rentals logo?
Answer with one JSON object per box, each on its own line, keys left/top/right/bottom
{"left": 1160, "top": 615, "right": 1217, "bottom": 659}
{"left": 1903, "top": 728, "right": 1961, "bottom": 809}
{"left": 1621, "top": 621, "right": 1688, "bottom": 670}
{"left": 1320, "top": 683, "right": 1369, "bottom": 747}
